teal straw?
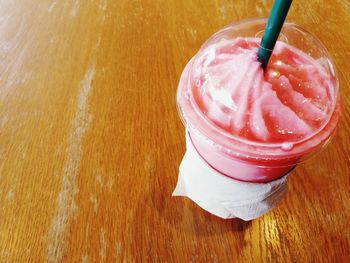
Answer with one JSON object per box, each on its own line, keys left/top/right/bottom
{"left": 257, "top": 0, "right": 293, "bottom": 69}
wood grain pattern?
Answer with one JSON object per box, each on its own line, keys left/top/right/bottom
{"left": 0, "top": 0, "right": 349, "bottom": 262}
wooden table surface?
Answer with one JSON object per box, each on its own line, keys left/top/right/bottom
{"left": 0, "top": 0, "right": 349, "bottom": 262}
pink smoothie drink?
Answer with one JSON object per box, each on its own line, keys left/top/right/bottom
{"left": 177, "top": 19, "right": 340, "bottom": 182}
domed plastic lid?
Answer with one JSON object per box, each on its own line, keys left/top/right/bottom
{"left": 177, "top": 18, "right": 340, "bottom": 163}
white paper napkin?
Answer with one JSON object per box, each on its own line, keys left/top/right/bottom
{"left": 172, "top": 131, "right": 292, "bottom": 221}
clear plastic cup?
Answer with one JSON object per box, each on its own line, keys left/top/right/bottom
{"left": 176, "top": 18, "right": 340, "bottom": 182}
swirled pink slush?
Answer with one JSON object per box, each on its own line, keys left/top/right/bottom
{"left": 176, "top": 20, "right": 340, "bottom": 182}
